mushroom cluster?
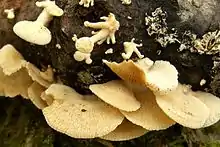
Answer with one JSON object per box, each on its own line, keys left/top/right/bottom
{"left": 0, "top": 44, "right": 54, "bottom": 109}
{"left": 1, "top": 44, "right": 220, "bottom": 141}
{"left": 72, "top": 13, "right": 120, "bottom": 64}
{"left": 97, "top": 58, "right": 220, "bottom": 129}
{"left": 40, "top": 58, "right": 220, "bottom": 141}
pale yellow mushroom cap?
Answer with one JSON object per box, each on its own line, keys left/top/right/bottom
{"left": 13, "top": 21, "right": 51, "bottom": 45}
{"left": 192, "top": 91, "right": 220, "bottom": 127}
{"left": 25, "top": 63, "right": 53, "bottom": 88}
{"left": 28, "top": 82, "right": 47, "bottom": 109}
{"left": 141, "top": 60, "right": 178, "bottom": 94}
{"left": 74, "top": 37, "right": 94, "bottom": 53}
{"left": 0, "top": 44, "right": 26, "bottom": 75}
{"left": 155, "top": 84, "right": 210, "bottom": 128}
{"left": 89, "top": 80, "right": 141, "bottom": 111}
{"left": 42, "top": 84, "right": 124, "bottom": 138}
{"left": 100, "top": 119, "right": 148, "bottom": 141}
{"left": 36, "top": 0, "right": 64, "bottom": 17}
{"left": 0, "top": 68, "right": 33, "bottom": 98}
{"left": 103, "top": 58, "right": 178, "bottom": 94}
{"left": 0, "top": 45, "right": 53, "bottom": 98}
{"left": 120, "top": 88, "right": 175, "bottom": 130}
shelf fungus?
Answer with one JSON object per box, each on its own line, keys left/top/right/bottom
{"left": 4, "top": 8, "right": 15, "bottom": 19}
{"left": 121, "top": 38, "right": 144, "bottom": 59}
{"left": 13, "top": 0, "right": 64, "bottom": 45}
{"left": 72, "top": 13, "right": 120, "bottom": 64}
{"left": 42, "top": 84, "right": 124, "bottom": 138}
{"left": 100, "top": 119, "right": 148, "bottom": 141}
{"left": 0, "top": 44, "right": 54, "bottom": 109}
{"left": 103, "top": 57, "right": 178, "bottom": 94}
{"left": 79, "top": 0, "right": 94, "bottom": 7}
{"left": 89, "top": 57, "right": 220, "bottom": 131}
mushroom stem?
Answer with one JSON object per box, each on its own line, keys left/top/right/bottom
{"left": 36, "top": 9, "right": 53, "bottom": 26}
{"left": 90, "top": 29, "right": 109, "bottom": 43}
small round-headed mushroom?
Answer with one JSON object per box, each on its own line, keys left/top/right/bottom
{"left": 13, "top": 0, "right": 64, "bottom": 45}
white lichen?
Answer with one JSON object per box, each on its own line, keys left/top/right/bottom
{"left": 145, "top": 7, "right": 179, "bottom": 47}
{"left": 194, "top": 30, "right": 220, "bottom": 55}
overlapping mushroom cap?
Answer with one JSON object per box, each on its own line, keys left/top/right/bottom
{"left": 103, "top": 57, "right": 178, "bottom": 94}
{"left": 42, "top": 84, "right": 124, "bottom": 138}
{"left": 0, "top": 44, "right": 54, "bottom": 108}
{"left": 89, "top": 57, "right": 220, "bottom": 133}
{"left": 1, "top": 45, "right": 220, "bottom": 141}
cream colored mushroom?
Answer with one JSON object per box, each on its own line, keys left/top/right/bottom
{"left": 13, "top": 0, "right": 64, "bottom": 45}
{"left": 0, "top": 44, "right": 54, "bottom": 98}
{"left": 155, "top": 84, "right": 210, "bottom": 129}
{"left": 28, "top": 82, "right": 47, "bottom": 109}
{"left": 72, "top": 13, "right": 119, "bottom": 64}
{"left": 0, "top": 68, "right": 33, "bottom": 98}
{"left": 0, "top": 44, "right": 26, "bottom": 75}
{"left": 122, "top": 38, "right": 144, "bottom": 59}
{"left": 103, "top": 57, "right": 178, "bottom": 94}
{"left": 191, "top": 91, "right": 220, "bottom": 127}
{"left": 4, "top": 8, "right": 15, "bottom": 19}
{"left": 89, "top": 80, "right": 141, "bottom": 111}
{"left": 100, "top": 119, "right": 148, "bottom": 141}
{"left": 120, "top": 87, "right": 175, "bottom": 130}
{"left": 25, "top": 63, "right": 54, "bottom": 88}
{"left": 79, "top": 0, "right": 94, "bottom": 7}
{"left": 42, "top": 84, "right": 124, "bottom": 138}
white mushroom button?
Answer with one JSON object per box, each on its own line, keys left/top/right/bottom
{"left": 79, "top": 0, "right": 94, "bottom": 7}
{"left": 13, "top": 0, "right": 64, "bottom": 45}
{"left": 4, "top": 8, "right": 15, "bottom": 19}
{"left": 122, "top": 38, "right": 144, "bottom": 60}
